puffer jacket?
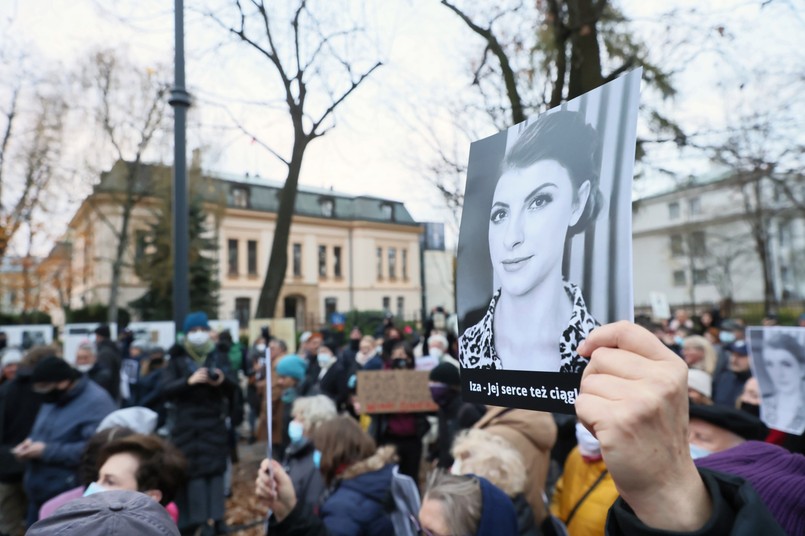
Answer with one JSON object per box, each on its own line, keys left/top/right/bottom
{"left": 284, "top": 439, "right": 326, "bottom": 511}
{"left": 318, "top": 446, "right": 397, "bottom": 536}
{"left": 159, "top": 345, "right": 236, "bottom": 478}
{"left": 474, "top": 406, "right": 557, "bottom": 522}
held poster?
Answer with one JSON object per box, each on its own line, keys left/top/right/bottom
{"left": 457, "top": 70, "right": 640, "bottom": 414}
{"left": 747, "top": 326, "right": 805, "bottom": 435}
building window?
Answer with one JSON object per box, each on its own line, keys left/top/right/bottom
{"left": 135, "top": 230, "right": 148, "bottom": 258}
{"left": 673, "top": 270, "right": 686, "bottom": 287}
{"left": 688, "top": 197, "right": 701, "bottom": 215}
{"left": 382, "top": 296, "right": 390, "bottom": 313}
{"left": 235, "top": 297, "right": 251, "bottom": 328}
{"left": 388, "top": 248, "right": 397, "bottom": 279}
{"left": 380, "top": 203, "right": 393, "bottom": 220}
{"left": 376, "top": 247, "right": 383, "bottom": 280}
{"left": 402, "top": 249, "right": 408, "bottom": 280}
{"left": 293, "top": 243, "right": 302, "bottom": 277}
{"left": 670, "top": 235, "right": 684, "bottom": 257}
{"left": 324, "top": 297, "right": 337, "bottom": 321}
{"left": 318, "top": 245, "right": 327, "bottom": 277}
{"left": 228, "top": 239, "right": 239, "bottom": 275}
{"left": 397, "top": 296, "right": 404, "bottom": 319}
{"left": 693, "top": 268, "right": 708, "bottom": 285}
{"left": 333, "top": 246, "right": 342, "bottom": 278}
{"left": 247, "top": 240, "right": 258, "bottom": 276}
{"left": 232, "top": 186, "right": 249, "bottom": 208}
{"left": 689, "top": 231, "right": 706, "bottom": 257}
{"left": 320, "top": 198, "right": 334, "bottom": 218}
{"left": 668, "top": 201, "right": 680, "bottom": 220}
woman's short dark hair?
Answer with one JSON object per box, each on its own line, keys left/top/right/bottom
{"left": 311, "top": 416, "right": 376, "bottom": 486}
{"left": 79, "top": 427, "right": 136, "bottom": 487}
{"left": 765, "top": 333, "right": 805, "bottom": 365}
{"left": 96, "top": 434, "right": 187, "bottom": 505}
{"left": 391, "top": 341, "right": 415, "bottom": 369}
{"left": 502, "top": 110, "right": 603, "bottom": 235}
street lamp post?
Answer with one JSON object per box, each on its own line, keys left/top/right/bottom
{"left": 170, "top": 0, "right": 191, "bottom": 335}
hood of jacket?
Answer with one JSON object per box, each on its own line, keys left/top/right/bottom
{"left": 476, "top": 475, "right": 518, "bottom": 536}
{"left": 337, "top": 446, "right": 396, "bottom": 501}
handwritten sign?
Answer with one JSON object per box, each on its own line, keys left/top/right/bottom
{"left": 356, "top": 370, "right": 438, "bottom": 414}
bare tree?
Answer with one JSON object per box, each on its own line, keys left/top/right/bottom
{"left": 81, "top": 50, "right": 170, "bottom": 324}
{"left": 211, "top": 0, "right": 382, "bottom": 318}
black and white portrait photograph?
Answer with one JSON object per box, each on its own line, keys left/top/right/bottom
{"left": 747, "top": 327, "right": 805, "bottom": 435}
{"left": 457, "top": 70, "right": 640, "bottom": 413}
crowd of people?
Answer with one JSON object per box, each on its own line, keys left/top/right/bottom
{"left": 0, "top": 305, "right": 804, "bottom": 535}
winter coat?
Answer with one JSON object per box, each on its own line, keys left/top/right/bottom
{"left": 159, "top": 345, "right": 236, "bottom": 478}
{"left": 550, "top": 447, "right": 618, "bottom": 536}
{"left": 318, "top": 359, "right": 350, "bottom": 411}
{"left": 86, "top": 362, "right": 118, "bottom": 402}
{"left": 712, "top": 369, "right": 750, "bottom": 408}
{"left": 433, "top": 392, "right": 463, "bottom": 469}
{"left": 23, "top": 376, "right": 116, "bottom": 506}
{"left": 474, "top": 406, "right": 557, "bottom": 523}
{"left": 512, "top": 493, "right": 540, "bottom": 536}
{"left": 95, "top": 339, "right": 122, "bottom": 402}
{"left": 283, "top": 439, "right": 326, "bottom": 512}
{"left": 605, "top": 468, "right": 786, "bottom": 535}
{"left": 318, "top": 446, "right": 396, "bottom": 536}
{"left": 0, "top": 368, "right": 42, "bottom": 482}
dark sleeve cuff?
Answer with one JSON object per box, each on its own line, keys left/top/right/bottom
{"left": 606, "top": 469, "right": 735, "bottom": 536}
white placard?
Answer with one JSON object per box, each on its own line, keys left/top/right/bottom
{"left": 0, "top": 324, "right": 53, "bottom": 350}
{"left": 127, "top": 321, "right": 176, "bottom": 349}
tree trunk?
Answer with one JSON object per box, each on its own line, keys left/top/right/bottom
{"left": 108, "top": 190, "right": 135, "bottom": 325}
{"left": 567, "top": 0, "right": 605, "bottom": 100}
{"left": 256, "top": 129, "right": 308, "bottom": 318}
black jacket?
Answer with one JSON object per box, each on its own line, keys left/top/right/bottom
{"left": 283, "top": 439, "right": 326, "bottom": 513}
{"left": 95, "top": 339, "right": 121, "bottom": 402}
{"left": 0, "top": 368, "right": 42, "bottom": 482}
{"left": 159, "top": 345, "right": 236, "bottom": 478}
{"left": 513, "top": 493, "right": 540, "bottom": 536}
{"left": 317, "top": 359, "right": 350, "bottom": 411}
{"left": 433, "top": 393, "right": 463, "bottom": 469}
{"left": 605, "top": 468, "right": 785, "bottom": 536}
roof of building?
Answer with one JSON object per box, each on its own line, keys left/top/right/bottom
{"left": 94, "top": 160, "right": 419, "bottom": 226}
{"left": 635, "top": 168, "right": 735, "bottom": 203}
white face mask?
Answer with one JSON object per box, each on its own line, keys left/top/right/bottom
{"left": 317, "top": 353, "right": 334, "bottom": 368}
{"left": 450, "top": 458, "right": 463, "bottom": 475}
{"left": 256, "top": 343, "right": 267, "bottom": 353}
{"left": 575, "top": 422, "right": 601, "bottom": 458}
{"left": 187, "top": 331, "right": 210, "bottom": 346}
{"left": 430, "top": 347, "right": 444, "bottom": 359}
{"left": 76, "top": 364, "right": 93, "bottom": 373}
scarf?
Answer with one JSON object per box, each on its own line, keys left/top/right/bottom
{"left": 184, "top": 340, "right": 214, "bottom": 365}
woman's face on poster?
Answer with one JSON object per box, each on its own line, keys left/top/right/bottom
{"left": 488, "top": 159, "right": 589, "bottom": 297}
{"left": 764, "top": 347, "right": 802, "bottom": 395}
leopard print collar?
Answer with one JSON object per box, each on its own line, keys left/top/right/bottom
{"left": 459, "top": 281, "right": 599, "bottom": 372}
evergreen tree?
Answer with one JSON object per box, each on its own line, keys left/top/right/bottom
{"left": 130, "top": 190, "right": 220, "bottom": 321}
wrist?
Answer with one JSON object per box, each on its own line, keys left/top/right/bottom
{"left": 622, "top": 460, "right": 711, "bottom": 531}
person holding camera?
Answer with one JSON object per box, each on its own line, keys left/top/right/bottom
{"left": 160, "top": 312, "right": 236, "bottom": 536}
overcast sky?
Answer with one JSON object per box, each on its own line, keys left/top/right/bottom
{"left": 1, "top": 0, "right": 803, "bottom": 254}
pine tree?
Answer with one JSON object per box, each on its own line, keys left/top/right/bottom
{"left": 130, "top": 188, "right": 220, "bottom": 321}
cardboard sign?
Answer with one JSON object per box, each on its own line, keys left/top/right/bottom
{"left": 63, "top": 323, "right": 118, "bottom": 364}
{"left": 456, "top": 70, "right": 640, "bottom": 414}
{"left": 356, "top": 370, "right": 438, "bottom": 414}
{"left": 248, "top": 318, "right": 297, "bottom": 353}
{"left": 0, "top": 324, "right": 53, "bottom": 350}
{"left": 127, "top": 321, "right": 176, "bottom": 349}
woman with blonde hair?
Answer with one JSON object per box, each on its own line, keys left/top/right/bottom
{"left": 682, "top": 335, "right": 718, "bottom": 375}
{"left": 451, "top": 429, "right": 539, "bottom": 535}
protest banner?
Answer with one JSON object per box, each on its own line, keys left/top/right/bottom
{"left": 356, "top": 370, "right": 438, "bottom": 414}
{"left": 248, "top": 318, "right": 297, "bottom": 352}
{"left": 127, "top": 321, "right": 176, "bottom": 349}
{"left": 747, "top": 326, "right": 805, "bottom": 435}
{"left": 63, "top": 323, "right": 118, "bottom": 364}
{"left": 457, "top": 69, "right": 640, "bottom": 414}
{"left": 0, "top": 324, "right": 53, "bottom": 350}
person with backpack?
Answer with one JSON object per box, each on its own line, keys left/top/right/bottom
{"left": 255, "top": 415, "right": 421, "bottom": 536}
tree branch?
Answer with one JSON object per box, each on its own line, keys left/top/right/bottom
{"left": 310, "top": 61, "right": 382, "bottom": 134}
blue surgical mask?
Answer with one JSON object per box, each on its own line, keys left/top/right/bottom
{"left": 719, "top": 332, "right": 736, "bottom": 344}
{"left": 689, "top": 443, "right": 712, "bottom": 460}
{"left": 317, "top": 353, "right": 333, "bottom": 368}
{"left": 83, "top": 482, "right": 108, "bottom": 496}
{"left": 674, "top": 336, "right": 684, "bottom": 346}
{"left": 288, "top": 421, "right": 304, "bottom": 444}
{"left": 312, "top": 449, "right": 322, "bottom": 469}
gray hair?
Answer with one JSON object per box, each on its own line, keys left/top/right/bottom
{"left": 427, "top": 333, "right": 448, "bottom": 349}
{"left": 424, "top": 472, "right": 481, "bottom": 536}
{"left": 291, "top": 395, "right": 337, "bottom": 433}
{"left": 77, "top": 343, "right": 96, "bottom": 355}
{"left": 272, "top": 339, "right": 288, "bottom": 352}
{"left": 450, "top": 429, "right": 526, "bottom": 496}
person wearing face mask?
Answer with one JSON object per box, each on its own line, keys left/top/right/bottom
{"left": 712, "top": 340, "right": 752, "bottom": 408}
{"left": 14, "top": 355, "right": 116, "bottom": 526}
{"left": 688, "top": 403, "right": 766, "bottom": 460}
{"left": 550, "top": 422, "right": 618, "bottom": 536}
{"left": 159, "top": 311, "right": 236, "bottom": 536}
{"left": 74, "top": 342, "right": 119, "bottom": 403}
{"left": 316, "top": 344, "right": 350, "bottom": 412}
{"left": 416, "top": 333, "right": 454, "bottom": 372}
{"left": 281, "top": 395, "right": 337, "bottom": 512}
{"left": 427, "top": 362, "right": 463, "bottom": 469}
{"left": 354, "top": 336, "right": 382, "bottom": 370}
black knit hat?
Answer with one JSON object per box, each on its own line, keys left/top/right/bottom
{"left": 94, "top": 324, "right": 111, "bottom": 338}
{"left": 689, "top": 402, "right": 767, "bottom": 441}
{"left": 429, "top": 362, "right": 460, "bottom": 387}
{"left": 31, "top": 356, "right": 79, "bottom": 383}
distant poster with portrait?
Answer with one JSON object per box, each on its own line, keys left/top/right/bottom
{"left": 127, "top": 321, "right": 176, "bottom": 349}
{"left": 0, "top": 325, "right": 53, "bottom": 350}
{"left": 747, "top": 327, "right": 805, "bottom": 435}
{"left": 457, "top": 70, "right": 641, "bottom": 414}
